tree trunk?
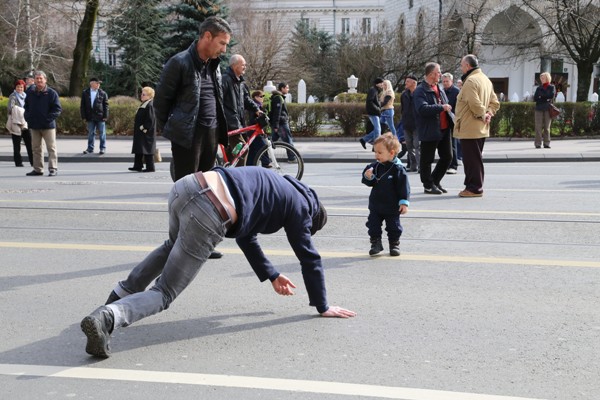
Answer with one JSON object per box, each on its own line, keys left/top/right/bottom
{"left": 68, "top": 0, "right": 99, "bottom": 96}
{"left": 576, "top": 62, "right": 593, "bottom": 102}
{"left": 25, "top": 0, "right": 34, "bottom": 72}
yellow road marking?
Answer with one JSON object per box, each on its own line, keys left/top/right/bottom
{"left": 0, "top": 242, "right": 598, "bottom": 269}
{"left": 0, "top": 363, "right": 545, "bottom": 400}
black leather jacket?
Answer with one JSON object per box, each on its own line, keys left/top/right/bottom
{"left": 80, "top": 88, "right": 109, "bottom": 121}
{"left": 154, "top": 41, "right": 228, "bottom": 148}
{"left": 221, "top": 67, "right": 259, "bottom": 130}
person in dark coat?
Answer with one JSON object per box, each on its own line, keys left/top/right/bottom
{"left": 80, "top": 77, "right": 109, "bottom": 155}
{"left": 533, "top": 71, "right": 555, "bottom": 149}
{"left": 413, "top": 62, "right": 453, "bottom": 195}
{"left": 400, "top": 74, "right": 419, "bottom": 172}
{"left": 442, "top": 72, "right": 461, "bottom": 174}
{"left": 221, "top": 54, "right": 260, "bottom": 166}
{"left": 129, "top": 87, "right": 156, "bottom": 172}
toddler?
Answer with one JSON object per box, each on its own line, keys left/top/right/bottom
{"left": 362, "top": 133, "right": 410, "bottom": 256}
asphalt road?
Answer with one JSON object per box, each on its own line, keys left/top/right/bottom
{"left": 0, "top": 161, "right": 599, "bottom": 400}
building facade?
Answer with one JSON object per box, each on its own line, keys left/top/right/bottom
{"left": 383, "top": 0, "right": 599, "bottom": 101}
{"left": 225, "top": 0, "right": 385, "bottom": 37}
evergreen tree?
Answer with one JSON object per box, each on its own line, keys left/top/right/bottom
{"left": 108, "top": 0, "right": 167, "bottom": 96}
{"left": 164, "top": 0, "right": 229, "bottom": 57}
{"left": 286, "top": 21, "right": 341, "bottom": 100}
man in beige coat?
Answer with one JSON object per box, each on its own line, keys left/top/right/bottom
{"left": 454, "top": 55, "right": 500, "bottom": 197}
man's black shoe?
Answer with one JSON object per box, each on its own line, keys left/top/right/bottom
{"left": 209, "top": 250, "right": 223, "bottom": 259}
{"left": 424, "top": 185, "right": 443, "bottom": 195}
{"left": 26, "top": 170, "right": 43, "bottom": 176}
{"left": 435, "top": 183, "right": 448, "bottom": 194}
{"left": 81, "top": 306, "right": 114, "bottom": 358}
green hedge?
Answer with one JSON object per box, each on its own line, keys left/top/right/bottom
{"left": 2, "top": 95, "right": 599, "bottom": 138}
{"left": 0, "top": 95, "right": 139, "bottom": 135}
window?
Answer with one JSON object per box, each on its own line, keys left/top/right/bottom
{"left": 409, "top": 0, "right": 414, "bottom": 8}
{"left": 266, "top": 19, "right": 272, "bottom": 34}
{"left": 341, "top": 18, "right": 350, "bottom": 34}
{"left": 301, "top": 17, "right": 310, "bottom": 28}
{"left": 108, "top": 48, "right": 117, "bottom": 67}
{"left": 362, "top": 18, "right": 371, "bottom": 34}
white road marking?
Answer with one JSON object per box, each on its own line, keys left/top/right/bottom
{"left": 0, "top": 363, "right": 545, "bottom": 400}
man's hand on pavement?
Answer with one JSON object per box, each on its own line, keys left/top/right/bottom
{"left": 320, "top": 306, "right": 357, "bottom": 318}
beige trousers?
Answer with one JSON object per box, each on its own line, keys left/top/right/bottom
{"left": 31, "top": 128, "right": 58, "bottom": 173}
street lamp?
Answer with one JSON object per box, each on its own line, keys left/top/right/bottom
{"left": 347, "top": 75, "right": 358, "bottom": 93}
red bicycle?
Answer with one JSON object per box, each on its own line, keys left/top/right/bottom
{"left": 170, "top": 115, "right": 304, "bottom": 181}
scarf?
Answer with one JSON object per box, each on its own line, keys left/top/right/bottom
{"left": 461, "top": 66, "right": 480, "bottom": 83}
{"left": 13, "top": 90, "right": 26, "bottom": 107}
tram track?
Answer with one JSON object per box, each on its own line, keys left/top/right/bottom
{"left": 1, "top": 204, "right": 599, "bottom": 225}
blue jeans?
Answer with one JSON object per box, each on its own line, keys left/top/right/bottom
{"left": 380, "top": 109, "right": 396, "bottom": 137}
{"left": 106, "top": 174, "right": 228, "bottom": 328}
{"left": 87, "top": 120, "right": 106, "bottom": 152}
{"left": 272, "top": 121, "right": 296, "bottom": 161}
{"left": 361, "top": 115, "right": 381, "bottom": 144}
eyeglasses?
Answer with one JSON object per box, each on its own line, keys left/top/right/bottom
{"left": 256, "top": 95, "right": 264, "bottom": 98}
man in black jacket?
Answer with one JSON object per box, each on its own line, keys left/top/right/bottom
{"left": 442, "top": 73, "right": 461, "bottom": 174}
{"left": 80, "top": 77, "right": 109, "bottom": 155}
{"left": 269, "top": 82, "right": 296, "bottom": 162}
{"left": 413, "top": 62, "right": 453, "bottom": 195}
{"left": 154, "top": 16, "right": 231, "bottom": 181}
{"left": 154, "top": 16, "right": 231, "bottom": 259}
{"left": 359, "top": 77, "right": 384, "bottom": 149}
{"left": 400, "top": 74, "right": 419, "bottom": 172}
{"left": 222, "top": 54, "right": 260, "bottom": 166}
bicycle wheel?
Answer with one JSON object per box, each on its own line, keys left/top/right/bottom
{"left": 253, "top": 142, "right": 304, "bottom": 180}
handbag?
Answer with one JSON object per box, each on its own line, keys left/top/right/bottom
{"left": 549, "top": 104, "right": 560, "bottom": 119}
{"left": 154, "top": 148, "right": 162, "bottom": 163}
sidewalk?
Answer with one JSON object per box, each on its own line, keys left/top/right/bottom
{"left": 1, "top": 134, "right": 600, "bottom": 163}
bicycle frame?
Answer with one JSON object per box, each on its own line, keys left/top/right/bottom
{"left": 220, "top": 123, "right": 279, "bottom": 169}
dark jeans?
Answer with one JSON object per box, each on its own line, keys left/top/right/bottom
{"left": 171, "top": 127, "right": 218, "bottom": 181}
{"left": 449, "top": 132, "right": 461, "bottom": 169}
{"left": 247, "top": 135, "right": 270, "bottom": 167}
{"left": 460, "top": 138, "right": 486, "bottom": 194}
{"left": 272, "top": 121, "right": 296, "bottom": 161}
{"left": 419, "top": 128, "right": 453, "bottom": 188}
{"left": 366, "top": 211, "right": 402, "bottom": 242}
{"left": 12, "top": 129, "right": 33, "bottom": 166}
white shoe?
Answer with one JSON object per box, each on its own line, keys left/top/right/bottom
{"left": 446, "top": 168, "right": 457, "bottom": 174}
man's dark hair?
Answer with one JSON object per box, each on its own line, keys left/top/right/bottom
{"left": 463, "top": 54, "right": 479, "bottom": 68}
{"left": 199, "top": 16, "right": 232, "bottom": 37}
{"left": 277, "top": 82, "right": 288, "bottom": 90}
{"left": 310, "top": 201, "right": 328, "bottom": 236}
{"left": 405, "top": 73, "right": 418, "bottom": 82}
{"left": 373, "top": 77, "right": 384, "bottom": 85}
{"left": 424, "top": 62, "right": 439, "bottom": 76}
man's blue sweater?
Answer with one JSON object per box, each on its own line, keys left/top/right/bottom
{"left": 215, "top": 167, "right": 328, "bottom": 313}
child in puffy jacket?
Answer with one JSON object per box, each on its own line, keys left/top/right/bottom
{"left": 361, "top": 133, "right": 410, "bottom": 257}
